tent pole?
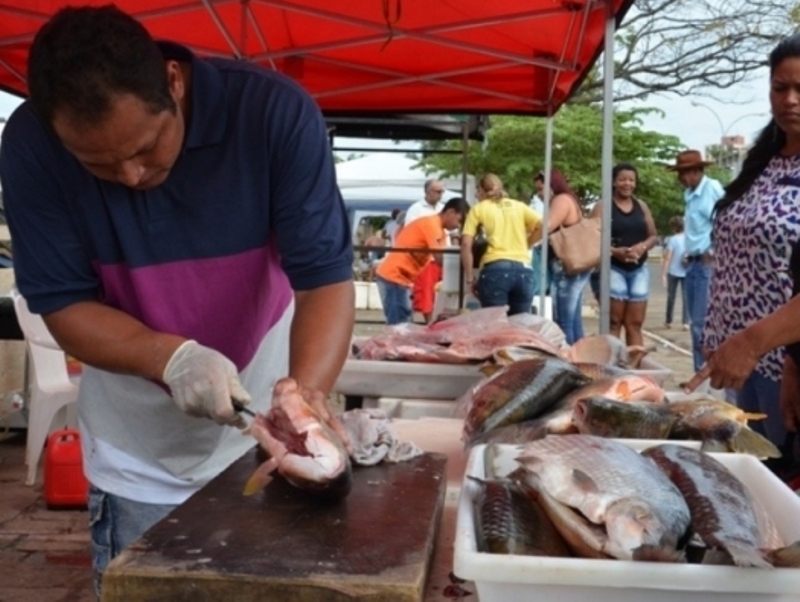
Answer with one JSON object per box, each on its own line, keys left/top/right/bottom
{"left": 540, "top": 113, "right": 553, "bottom": 320}
{"left": 459, "top": 120, "right": 469, "bottom": 310}
{"left": 598, "top": 1, "right": 615, "bottom": 335}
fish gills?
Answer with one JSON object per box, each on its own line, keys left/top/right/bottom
{"left": 572, "top": 397, "right": 676, "bottom": 439}
{"left": 471, "top": 475, "right": 571, "bottom": 557}
{"left": 642, "top": 444, "right": 772, "bottom": 568}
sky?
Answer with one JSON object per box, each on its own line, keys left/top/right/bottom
{"left": 0, "top": 68, "right": 774, "bottom": 155}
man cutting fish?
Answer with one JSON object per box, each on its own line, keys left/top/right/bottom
{"left": 0, "top": 5, "right": 353, "bottom": 593}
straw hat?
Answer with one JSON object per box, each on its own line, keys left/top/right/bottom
{"left": 666, "top": 149, "right": 714, "bottom": 172}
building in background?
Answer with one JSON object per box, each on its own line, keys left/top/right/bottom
{"left": 705, "top": 134, "right": 748, "bottom": 175}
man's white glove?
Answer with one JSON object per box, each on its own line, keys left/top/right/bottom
{"left": 162, "top": 340, "right": 251, "bottom": 429}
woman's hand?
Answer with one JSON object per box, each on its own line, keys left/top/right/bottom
{"left": 684, "top": 330, "right": 761, "bottom": 392}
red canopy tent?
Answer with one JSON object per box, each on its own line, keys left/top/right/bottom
{"left": 0, "top": 0, "right": 632, "bottom": 115}
{"left": 0, "top": 0, "right": 632, "bottom": 331}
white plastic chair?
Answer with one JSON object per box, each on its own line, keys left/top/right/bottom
{"left": 10, "top": 288, "right": 79, "bottom": 486}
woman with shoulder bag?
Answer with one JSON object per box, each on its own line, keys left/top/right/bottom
{"left": 460, "top": 173, "right": 542, "bottom": 315}
{"left": 533, "top": 168, "right": 591, "bottom": 344}
{"left": 589, "top": 163, "right": 658, "bottom": 346}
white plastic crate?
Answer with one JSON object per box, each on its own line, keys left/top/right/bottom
{"left": 633, "top": 356, "right": 673, "bottom": 387}
{"left": 455, "top": 442, "right": 800, "bottom": 602}
{"left": 333, "top": 359, "right": 485, "bottom": 400}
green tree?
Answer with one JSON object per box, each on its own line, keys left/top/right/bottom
{"left": 414, "top": 106, "right": 697, "bottom": 233}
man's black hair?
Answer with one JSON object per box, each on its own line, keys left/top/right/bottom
{"left": 442, "top": 197, "right": 469, "bottom": 216}
{"left": 27, "top": 5, "right": 176, "bottom": 126}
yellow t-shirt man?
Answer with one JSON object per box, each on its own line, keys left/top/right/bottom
{"left": 376, "top": 214, "right": 446, "bottom": 287}
{"left": 462, "top": 198, "right": 541, "bottom": 266}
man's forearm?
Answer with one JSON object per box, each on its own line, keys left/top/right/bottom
{"left": 290, "top": 280, "right": 355, "bottom": 394}
{"left": 42, "top": 300, "right": 185, "bottom": 381}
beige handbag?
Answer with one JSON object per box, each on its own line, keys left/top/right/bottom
{"left": 549, "top": 214, "right": 602, "bottom": 276}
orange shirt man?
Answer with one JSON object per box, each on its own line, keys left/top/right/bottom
{"left": 375, "top": 198, "right": 468, "bottom": 324}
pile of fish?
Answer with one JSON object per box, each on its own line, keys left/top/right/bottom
{"left": 472, "top": 436, "right": 800, "bottom": 568}
{"left": 352, "top": 307, "right": 568, "bottom": 364}
{"left": 458, "top": 355, "right": 780, "bottom": 459}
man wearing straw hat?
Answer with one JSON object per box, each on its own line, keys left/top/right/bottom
{"left": 667, "top": 150, "right": 725, "bottom": 374}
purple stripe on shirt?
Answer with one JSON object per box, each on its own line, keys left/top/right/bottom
{"left": 95, "top": 245, "right": 292, "bottom": 370}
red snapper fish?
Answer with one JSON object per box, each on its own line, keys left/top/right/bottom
{"left": 243, "top": 378, "right": 353, "bottom": 499}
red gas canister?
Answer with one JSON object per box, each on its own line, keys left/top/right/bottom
{"left": 44, "top": 429, "right": 89, "bottom": 508}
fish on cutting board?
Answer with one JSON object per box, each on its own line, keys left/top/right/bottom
{"left": 516, "top": 434, "right": 691, "bottom": 561}
{"left": 642, "top": 443, "right": 800, "bottom": 568}
{"left": 243, "top": 378, "right": 353, "bottom": 499}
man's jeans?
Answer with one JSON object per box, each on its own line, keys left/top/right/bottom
{"left": 665, "top": 274, "right": 688, "bottom": 326}
{"left": 375, "top": 275, "right": 412, "bottom": 325}
{"left": 477, "top": 260, "right": 535, "bottom": 316}
{"left": 88, "top": 485, "right": 176, "bottom": 596}
{"left": 551, "top": 260, "right": 591, "bottom": 345}
{"left": 684, "top": 259, "right": 712, "bottom": 371}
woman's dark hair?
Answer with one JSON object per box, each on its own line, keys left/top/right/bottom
{"left": 612, "top": 162, "right": 638, "bottom": 191}
{"left": 542, "top": 168, "right": 578, "bottom": 201}
{"left": 28, "top": 5, "right": 176, "bottom": 126}
{"left": 716, "top": 33, "right": 800, "bottom": 213}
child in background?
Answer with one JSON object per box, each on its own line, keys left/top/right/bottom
{"left": 661, "top": 216, "right": 689, "bottom": 330}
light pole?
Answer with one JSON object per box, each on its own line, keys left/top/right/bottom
{"left": 690, "top": 101, "right": 767, "bottom": 174}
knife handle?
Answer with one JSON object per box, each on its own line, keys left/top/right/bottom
{"left": 231, "top": 398, "right": 256, "bottom": 417}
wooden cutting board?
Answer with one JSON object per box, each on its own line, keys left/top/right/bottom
{"left": 102, "top": 448, "right": 448, "bottom": 602}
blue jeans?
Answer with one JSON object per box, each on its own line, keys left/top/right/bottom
{"left": 666, "top": 274, "right": 688, "bottom": 326}
{"left": 375, "top": 275, "right": 411, "bottom": 325}
{"left": 551, "top": 260, "right": 591, "bottom": 345}
{"left": 477, "top": 260, "right": 535, "bottom": 316}
{"left": 88, "top": 485, "right": 176, "bottom": 595}
{"left": 738, "top": 371, "right": 786, "bottom": 447}
{"left": 609, "top": 264, "right": 649, "bottom": 302}
{"left": 684, "top": 259, "right": 712, "bottom": 371}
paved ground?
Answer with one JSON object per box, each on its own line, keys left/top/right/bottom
{"left": 0, "top": 262, "right": 694, "bottom": 601}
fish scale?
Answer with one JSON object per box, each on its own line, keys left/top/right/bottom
{"left": 472, "top": 476, "right": 571, "bottom": 557}
{"left": 642, "top": 443, "right": 772, "bottom": 568}
{"left": 465, "top": 358, "right": 590, "bottom": 440}
{"left": 517, "top": 435, "right": 691, "bottom": 561}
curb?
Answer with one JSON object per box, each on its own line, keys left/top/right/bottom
{"left": 642, "top": 328, "right": 692, "bottom": 357}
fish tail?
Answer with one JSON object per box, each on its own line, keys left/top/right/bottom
{"left": 765, "top": 540, "right": 800, "bottom": 568}
{"left": 729, "top": 427, "right": 782, "bottom": 459}
{"left": 631, "top": 544, "right": 686, "bottom": 563}
{"left": 242, "top": 457, "right": 279, "bottom": 496}
{"left": 724, "top": 542, "right": 773, "bottom": 569}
